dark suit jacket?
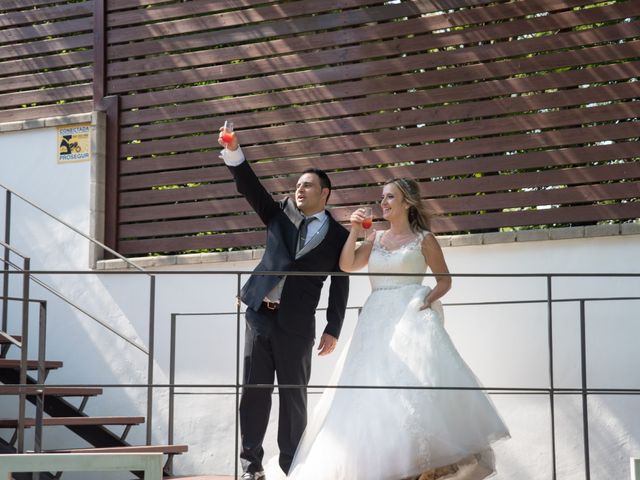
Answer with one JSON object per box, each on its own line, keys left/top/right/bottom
{"left": 228, "top": 161, "right": 349, "bottom": 339}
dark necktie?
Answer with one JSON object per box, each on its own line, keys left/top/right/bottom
{"left": 297, "top": 217, "right": 316, "bottom": 252}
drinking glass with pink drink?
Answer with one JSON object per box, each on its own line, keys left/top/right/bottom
{"left": 221, "top": 120, "right": 234, "bottom": 145}
{"left": 362, "top": 207, "right": 373, "bottom": 229}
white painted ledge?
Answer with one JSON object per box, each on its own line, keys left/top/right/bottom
{"left": 0, "top": 453, "right": 163, "bottom": 479}
{"left": 96, "top": 223, "right": 639, "bottom": 271}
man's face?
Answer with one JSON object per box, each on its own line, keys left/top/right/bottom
{"left": 295, "top": 172, "right": 329, "bottom": 215}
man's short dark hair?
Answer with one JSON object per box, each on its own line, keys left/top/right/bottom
{"left": 302, "top": 168, "right": 332, "bottom": 201}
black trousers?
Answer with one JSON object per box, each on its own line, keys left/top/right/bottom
{"left": 240, "top": 305, "right": 314, "bottom": 475}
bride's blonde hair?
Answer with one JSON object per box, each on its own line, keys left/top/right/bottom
{"left": 385, "top": 178, "right": 432, "bottom": 232}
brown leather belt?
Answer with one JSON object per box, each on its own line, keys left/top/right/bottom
{"left": 262, "top": 301, "right": 280, "bottom": 311}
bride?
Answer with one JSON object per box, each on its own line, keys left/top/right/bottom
{"left": 267, "top": 178, "right": 509, "bottom": 480}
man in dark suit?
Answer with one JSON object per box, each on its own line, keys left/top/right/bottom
{"left": 218, "top": 128, "right": 349, "bottom": 479}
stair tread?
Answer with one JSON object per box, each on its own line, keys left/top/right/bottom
{"left": 0, "top": 385, "right": 102, "bottom": 396}
{"left": 0, "top": 416, "right": 145, "bottom": 428}
{"left": 47, "top": 444, "right": 188, "bottom": 454}
{"left": 0, "top": 334, "right": 22, "bottom": 344}
{"left": 0, "top": 358, "right": 63, "bottom": 369}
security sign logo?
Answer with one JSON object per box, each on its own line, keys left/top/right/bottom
{"left": 57, "top": 125, "right": 91, "bottom": 163}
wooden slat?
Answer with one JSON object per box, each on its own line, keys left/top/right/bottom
{"left": 109, "top": 19, "right": 640, "bottom": 95}
{"left": 119, "top": 182, "right": 640, "bottom": 238}
{"left": 1, "top": 51, "right": 93, "bottom": 77}
{"left": 107, "top": 0, "right": 281, "bottom": 12}
{"left": 1, "top": 17, "right": 93, "bottom": 44}
{"left": 0, "top": 416, "right": 145, "bottom": 428}
{"left": 117, "top": 202, "right": 640, "bottom": 255}
{"left": 118, "top": 122, "right": 639, "bottom": 201}
{"left": 119, "top": 142, "right": 639, "bottom": 207}
{"left": 0, "top": 66, "right": 93, "bottom": 92}
{"left": 119, "top": 100, "right": 640, "bottom": 163}
{"left": 119, "top": 70, "right": 638, "bottom": 143}
{"left": 107, "top": 0, "right": 593, "bottom": 55}
{"left": 118, "top": 39, "right": 640, "bottom": 110}
{"left": 0, "top": 84, "right": 93, "bottom": 110}
{"left": 107, "top": 0, "right": 447, "bottom": 45}
{"left": 0, "top": 386, "right": 103, "bottom": 397}
{"left": 108, "top": 4, "right": 639, "bottom": 93}
{"left": 109, "top": 3, "right": 632, "bottom": 79}
{"left": 0, "top": 0, "right": 65, "bottom": 11}
{"left": 48, "top": 444, "right": 188, "bottom": 454}
{"left": 0, "top": 101, "right": 93, "bottom": 124}
{"left": 431, "top": 202, "right": 640, "bottom": 233}
{"left": 0, "top": 2, "right": 94, "bottom": 28}
{"left": 119, "top": 58, "right": 640, "bottom": 127}
{"left": 0, "top": 33, "right": 92, "bottom": 61}
{"left": 108, "top": 0, "right": 385, "bottom": 29}
{"left": 0, "top": 358, "right": 62, "bottom": 370}
{"left": 119, "top": 162, "right": 640, "bottom": 224}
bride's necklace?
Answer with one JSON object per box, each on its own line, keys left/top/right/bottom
{"left": 380, "top": 229, "right": 418, "bottom": 251}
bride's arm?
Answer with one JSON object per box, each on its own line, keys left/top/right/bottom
{"left": 419, "top": 233, "right": 452, "bottom": 310}
{"left": 339, "top": 209, "right": 375, "bottom": 272}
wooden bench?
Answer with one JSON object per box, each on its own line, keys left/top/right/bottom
{"left": 0, "top": 452, "right": 162, "bottom": 479}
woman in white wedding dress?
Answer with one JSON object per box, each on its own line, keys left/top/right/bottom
{"left": 267, "top": 178, "right": 509, "bottom": 480}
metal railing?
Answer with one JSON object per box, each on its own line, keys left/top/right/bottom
{"left": 0, "top": 184, "right": 157, "bottom": 445}
{"left": 161, "top": 270, "right": 640, "bottom": 480}
{"left": 0, "top": 266, "right": 637, "bottom": 478}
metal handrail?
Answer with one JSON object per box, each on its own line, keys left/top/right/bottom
{"left": 0, "top": 184, "right": 157, "bottom": 444}
{"left": 0, "top": 252, "right": 147, "bottom": 353}
{"left": 164, "top": 271, "right": 639, "bottom": 479}
{"left": 0, "top": 184, "right": 146, "bottom": 273}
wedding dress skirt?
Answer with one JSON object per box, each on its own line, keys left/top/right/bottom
{"left": 266, "top": 232, "right": 509, "bottom": 480}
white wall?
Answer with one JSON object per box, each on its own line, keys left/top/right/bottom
{"left": 1, "top": 124, "right": 639, "bottom": 479}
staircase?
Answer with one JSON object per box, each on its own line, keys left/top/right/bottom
{"left": 0, "top": 331, "right": 188, "bottom": 477}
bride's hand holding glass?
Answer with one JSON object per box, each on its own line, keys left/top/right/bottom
{"left": 350, "top": 207, "right": 372, "bottom": 235}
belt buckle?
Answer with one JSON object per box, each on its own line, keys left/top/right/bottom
{"left": 265, "top": 301, "right": 278, "bottom": 310}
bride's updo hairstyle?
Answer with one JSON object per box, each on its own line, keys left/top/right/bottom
{"left": 385, "top": 178, "right": 431, "bottom": 232}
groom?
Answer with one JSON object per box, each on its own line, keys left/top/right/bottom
{"left": 218, "top": 127, "right": 349, "bottom": 479}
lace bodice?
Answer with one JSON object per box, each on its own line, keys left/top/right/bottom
{"left": 368, "top": 230, "right": 428, "bottom": 290}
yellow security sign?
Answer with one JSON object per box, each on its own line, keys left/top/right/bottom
{"left": 57, "top": 125, "right": 91, "bottom": 163}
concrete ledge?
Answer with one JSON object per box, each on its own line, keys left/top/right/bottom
{"left": 95, "top": 223, "right": 639, "bottom": 271}
{"left": 0, "top": 453, "right": 162, "bottom": 479}
{"left": 0, "top": 113, "right": 92, "bottom": 132}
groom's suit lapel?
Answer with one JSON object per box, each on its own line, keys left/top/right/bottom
{"left": 282, "top": 198, "right": 333, "bottom": 260}
{"left": 296, "top": 216, "right": 330, "bottom": 259}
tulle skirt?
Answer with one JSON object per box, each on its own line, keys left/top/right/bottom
{"left": 267, "top": 284, "right": 509, "bottom": 480}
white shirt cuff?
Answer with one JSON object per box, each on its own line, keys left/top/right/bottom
{"left": 219, "top": 146, "right": 245, "bottom": 166}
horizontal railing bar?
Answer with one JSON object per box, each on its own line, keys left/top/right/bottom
{"left": 168, "top": 297, "right": 640, "bottom": 318}
{"left": 0, "top": 295, "right": 46, "bottom": 304}
{"left": 3, "top": 270, "right": 640, "bottom": 278}
{"left": 7, "top": 383, "right": 640, "bottom": 394}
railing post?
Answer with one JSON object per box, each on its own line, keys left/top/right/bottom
{"left": 2, "top": 190, "right": 11, "bottom": 333}
{"left": 167, "top": 313, "right": 177, "bottom": 476}
{"left": 146, "top": 274, "right": 156, "bottom": 445}
{"left": 235, "top": 273, "right": 242, "bottom": 480}
{"left": 17, "top": 256, "right": 30, "bottom": 453}
{"left": 546, "top": 275, "right": 557, "bottom": 480}
{"left": 34, "top": 301, "right": 47, "bottom": 455}
{"left": 580, "top": 300, "right": 591, "bottom": 480}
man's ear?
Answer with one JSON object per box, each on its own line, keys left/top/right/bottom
{"left": 321, "top": 187, "right": 330, "bottom": 203}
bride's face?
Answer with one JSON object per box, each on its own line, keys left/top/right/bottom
{"left": 380, "top": 183, "right": 408, "bottom": 222}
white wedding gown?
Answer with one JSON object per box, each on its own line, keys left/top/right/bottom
{"left": 266, "top": 231, "right": 509, "bottom": 480}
